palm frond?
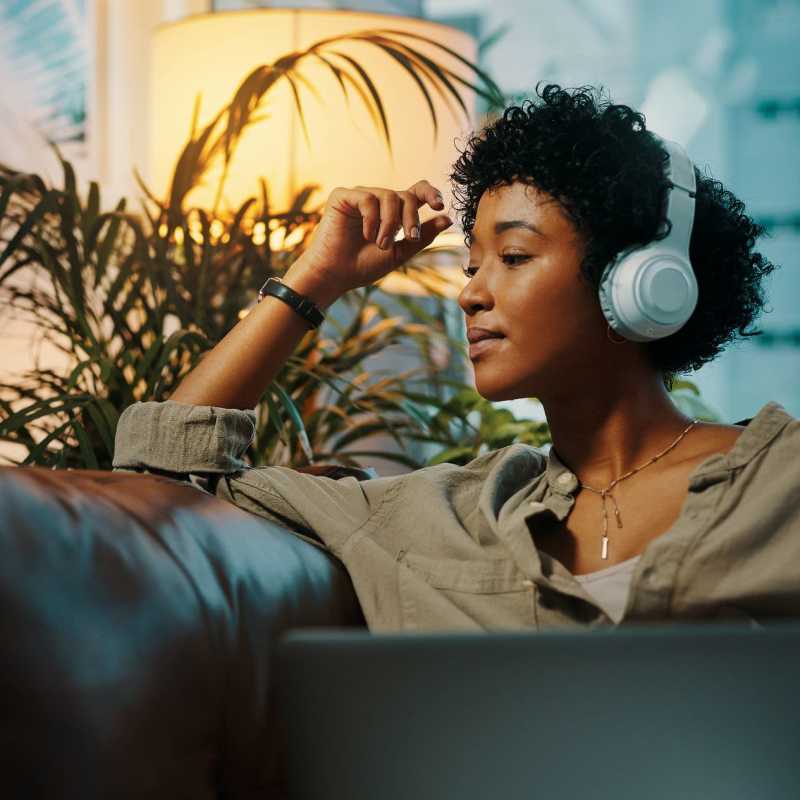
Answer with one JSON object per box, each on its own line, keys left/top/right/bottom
{"left": 155, "top": 28, "right": 502, "bottom": 216}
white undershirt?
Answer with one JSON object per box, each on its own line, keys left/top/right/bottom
{"left": 573, "top": 555, "right": 642, "bottom": 623}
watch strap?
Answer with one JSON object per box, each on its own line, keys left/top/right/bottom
{"left": 257, "top": 277, "right": 325, "bottom": 329}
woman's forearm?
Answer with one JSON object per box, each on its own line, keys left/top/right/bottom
{"left": 169, "top": 255, "right": 341, "bottom": 410}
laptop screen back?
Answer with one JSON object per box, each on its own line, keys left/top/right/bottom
{"left": 275, "top": 622, "right": 800, "bottom": 800}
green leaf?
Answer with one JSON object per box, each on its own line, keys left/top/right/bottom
{"left": 369, "top": 42, "right": 439, "bottom": 140}
{"left": 0, "top": 170, "right": 49, "bottom": 237}
{"left": 0, "top": 395, "right": 88, "bottom": 436}
{"left": 329, "top": 449, "right": 422, "bottom": 470}
{"left": 425, "top": 445, "right": 477, "bottom": 466}
{"left": 669, "top": 378, "right": 700, "bottom": 396}
{"left": 331, "top": 420, "right": 399, "bottom": 451}
{"left": 271, "top": 382, "right": 314, "bottom": 463}
{"left": 311, "top": 52, "right": 352, "bottom": 109}
{"left": 71, "top": 417, "right": 99, "bottom": 469}
{"left": 669, "top": 389, "right": 720, "bottom": 422}
{"left": 84, "top": 399, "right": 119, "bottom": 461}
{"left": 21, "top": 420, "right": 75, "bottom": 466}
{"left": 92, "top": 202, "right": 127, "bottom": 288}
{"left": 261, "top": 390, "right": 291, "bottom": 451}
{"left": 399, "top": 398, "right": 432, "bottom": 430}
{"left": 0, "top": 190, "right": 58, "bottom": 275}
{"left": 146, "top": 329, "right": 210, "bottom": 396}
{"left": 330, "top": 50, "right": 392, "bottom": 152}
{"left": 83, "top": 181, "right": 100, "bottom": 246}
{"left": 376, "top": 28, "right": 505, "bottom": 105}
{"left": 287, "top": 185, "right": 320, "bottom": 217}
{"left": 66, "top": 359, "right": 96, "bottom": 391}
{"left": 478, "top": 22, "right": 511, "bottom": 58}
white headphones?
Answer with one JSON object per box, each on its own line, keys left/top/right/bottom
{"left": 598, "top": 136, "right": 698, "bottom": 342}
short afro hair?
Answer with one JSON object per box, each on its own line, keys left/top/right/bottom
{"left": 450, "top": 83, "right": 777, "bottom": 388}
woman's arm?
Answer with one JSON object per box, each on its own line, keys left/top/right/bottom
{"left": 169, "top": 260, "right": 340, "bottom": 410}
{"left": 169, "top": 181, "right": 452, "bottom": 410}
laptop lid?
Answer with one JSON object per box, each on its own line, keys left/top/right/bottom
{"left": 275, "top": 622, "right": 800, "bottom": 800}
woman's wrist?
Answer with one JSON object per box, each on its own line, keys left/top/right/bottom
{"left": 283, "top": 256, "right": 343, "bottom": 311}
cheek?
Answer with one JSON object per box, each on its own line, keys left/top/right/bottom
{"left": 505, "top": 270, "right": 592, "bottom": 339}
{"left": 502, "top": 279, "right": 602, "bottom": 373}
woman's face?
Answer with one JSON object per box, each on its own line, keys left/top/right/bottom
{"left": 457, "top": 180, "right": 608, "bottom": 402}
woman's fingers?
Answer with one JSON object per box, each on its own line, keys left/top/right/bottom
{"left": 352, "top": 182, "right": 446, "bottom": 248}
{"left": 357, "top": 192, "right": 381, "bottom": 242}
{"left": 399, "top": 191, "right": 421, "bottom": 241}
{"left": 396, "top": 181, "right": 445, "bottom": 241}
{"left": 328, "top": 188, "right": 381, "bottom": 241}
{"left": 409, "top": 180, "right": 445, "bottom": 212}
{"left": 393, "top": 213, "right": 453, "bottom": 264}
{"left": 376, "top": 191, "right": 402, "bottom": 250}
{"left": 355, "top": 186, "right": 406, "bottom": 249}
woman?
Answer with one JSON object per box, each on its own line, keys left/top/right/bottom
{"left": 114, "top": 84, "right": 799, "bottom": 631}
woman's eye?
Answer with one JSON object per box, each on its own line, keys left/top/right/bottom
{"left": 463, "top": 254, "right": 529, "bottom": 278}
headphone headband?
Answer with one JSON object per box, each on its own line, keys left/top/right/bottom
{"left": 658, "top": 137, "right": 696, "bottom": 253}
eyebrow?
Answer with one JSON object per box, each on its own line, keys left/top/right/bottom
{"left": 494, "top": 219, "right": 546, "bottom": 237}
{"left": 469, "top": 219, "right": 546, "bottom": 245}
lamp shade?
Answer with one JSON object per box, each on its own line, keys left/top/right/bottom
{"left": 147, "top": 9, "right": 478, "bottom": 219}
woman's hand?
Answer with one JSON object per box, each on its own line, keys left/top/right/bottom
{"left": 290, "top": 180, "right": 453, "bottom": 296}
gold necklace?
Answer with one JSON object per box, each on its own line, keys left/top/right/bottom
{"left": 577, "top": 418, "right": 700, "bottom": 560}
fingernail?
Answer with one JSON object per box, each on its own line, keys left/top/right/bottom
{"left": 409, "top": 225, "right": 420, "bottom": 240}
{"left": 378, "top": 235, "right": 390, "bottom": 249}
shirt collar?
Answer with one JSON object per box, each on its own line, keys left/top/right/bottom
{"left": 541, "top": 400, "right": 792, "bottom": 498}
{"left": 544, "top": 445, "right": 580, "bottom": 497}
{"left": 687, "top": 400, "right": 793, "bottom": 489}
{"left": 516, "top": 446, "right": 577, "bottom": 524}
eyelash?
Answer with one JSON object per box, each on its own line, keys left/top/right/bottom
{"left": 462, "top": 253, "right": 529, "bottom": 278}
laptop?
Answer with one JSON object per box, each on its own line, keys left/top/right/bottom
{"left": 274, "top": 622, "right": 800, "bottom": 800}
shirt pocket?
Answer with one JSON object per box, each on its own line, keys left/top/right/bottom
{"left": 397, "top": 551, "right": 536, "bottom": 631}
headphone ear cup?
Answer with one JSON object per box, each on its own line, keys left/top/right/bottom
{"left": 599, "top": 249, "right": 632, "bottom": 338}
{"left": 599, "top": 246, "right": 698, "bottom": 342}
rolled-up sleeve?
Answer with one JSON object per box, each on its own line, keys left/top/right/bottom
{"left": 112, "top": 399, "right": 402, "bottom": 555}
{"left": 113, "top": 400, "right": 257, "bottom": 474}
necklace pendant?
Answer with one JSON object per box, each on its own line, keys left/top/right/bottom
{"left": 601, "top": 536, "right": 609, "bottom": 560}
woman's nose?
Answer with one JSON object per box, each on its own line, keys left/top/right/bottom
{"left": 457, "top": 269, "right": 493, "bottom": 316}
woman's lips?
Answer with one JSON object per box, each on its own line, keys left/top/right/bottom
{"left": 468, "top": 336, "right": 505, "bottom": 359}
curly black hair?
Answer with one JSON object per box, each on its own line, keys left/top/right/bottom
{"left": 450, "top": 83, "right": 777, "bottom": 388}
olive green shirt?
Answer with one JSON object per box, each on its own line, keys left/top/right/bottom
{"left": 112, "top": 399, "right": 800, "bottom": 632}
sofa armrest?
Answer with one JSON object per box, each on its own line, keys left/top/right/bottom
{"left": 0, "top": 466, "right": 365, "bottom": 799}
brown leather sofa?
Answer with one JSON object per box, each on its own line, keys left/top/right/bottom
{"left": 0, "top": 465, "right": 368, "bottom": 799}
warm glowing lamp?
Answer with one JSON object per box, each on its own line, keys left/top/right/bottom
{"left": 148, "top": 9, "right": 476, "bottom": 296}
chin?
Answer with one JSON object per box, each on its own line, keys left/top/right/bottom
{"left": 471, "top": 356, "right": 545, "bottom": 401}
{"left": 472, "top": 375, "right": 528, "bottom": 403}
